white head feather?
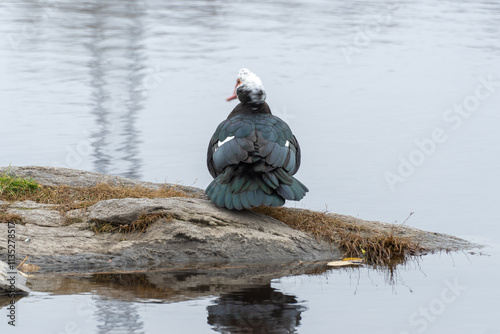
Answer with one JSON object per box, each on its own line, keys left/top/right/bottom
{"left": 236, "top": 68, "right": 266, "bottom": 103}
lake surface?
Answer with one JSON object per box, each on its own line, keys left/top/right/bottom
{"left": 1, "top": 0, "right": 499, "bottom": 332}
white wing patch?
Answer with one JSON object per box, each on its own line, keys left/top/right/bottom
{"left": 285, "top": 140, "right": 290, "bottom": 148}
{"left": 215, "top": 136, "right": 235, "bottom": 151}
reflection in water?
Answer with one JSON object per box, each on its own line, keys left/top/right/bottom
{"left": 23, "top": 266, "right": 316, "bottom": 332}
{"left": 87, "top": 0, "right": 146, "bottom": 179}
{"left": 95, "top": 298, "right": 145, "bottom": 334}
{"left": 207, "top": 285, "right": 306, "bottom": 334}
{"left": 0, "top": 295, "right": 25, "bottom": 309}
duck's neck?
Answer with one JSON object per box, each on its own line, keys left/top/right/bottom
{"left": 228, "top": 102, "right": 272, "bottom": 118}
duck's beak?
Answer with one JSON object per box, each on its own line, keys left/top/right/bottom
{"left": 226, "top": 79, "right": 241, "bottom": 101}
{"left": 226, "top": 92, "right": 237, "bottom": 101}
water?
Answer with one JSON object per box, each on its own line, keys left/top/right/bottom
{"left": 1, "top": 0, "right": 499, "bottom": 332}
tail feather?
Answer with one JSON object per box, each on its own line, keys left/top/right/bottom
{"left": 276, "top": 184, "right": 294, "bottom": 200}
{"left": 263, "top": 189, "right": 285, "bottom": 207}
{"left": 240, "top": 174, "right": 254, "bottom": 192}
{"left": 240, "top": 191, "right": 250, "bottom": 209}
{"left": 224, "top": 189, "right": 234, "bottom": 209}
{"left": 246, "top": 189, "right": 258, "bottom": 207}
{"left": 262, "top": 172, "right": 280, "bottom": 188}
{"left": 229, "top": 174, "right": 244, "bottom": 193}
{"left": 205, "top": 167, "right": 307, "bottom": 210}
{"left": 215, "top": 184, "right": 228, "bottom": 208}
{"left": 275, "top": 168, "right": 293, "bottom": 186}
{"left": 277, "top": 178, "right": 308, "bottom": 201}
{"left": 232, "top": 193, "right": 243, "bottom": 210}
{"left": 256, "top": 177, "right": 273, "bottom": 195}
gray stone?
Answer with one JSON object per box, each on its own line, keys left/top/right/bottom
{"left": 0, "top": 166, "right": 482, "bottom": 273}
{"left": 0, "top": 195, "right": 341, "bottom": 271}
{"left": 10, "top": 200, "right": 57, "bottom": 210}
{"left": 8, "top": 208, "right": 64, "bottom": 227}
{"left": 0, "top": 260, "right": 30, "bottom": 295}
{"left": 86, "top": 197, "right": 339, "bottom": 265}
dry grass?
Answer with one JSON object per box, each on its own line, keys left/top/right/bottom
{"left": 91, "top": 212, "right": 173, "bottom": 234}
{"left": 1, "top": 181, "right": 192, "bottom": 234}
{"left": 253, "top": 206, "right": 427, "bottom": 265}
{"left": 0, "top": 207, "right": 24, "bottom": 225}
{"left": 0, "top": 183, "right": 193, "bottom": 212}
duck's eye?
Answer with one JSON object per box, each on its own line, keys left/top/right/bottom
{"left": 236, "top": 79, "right": 241, "bottom": 85}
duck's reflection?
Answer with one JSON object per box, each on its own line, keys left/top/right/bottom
{"left": 207, "top": 284, "right": 306, "bottom": 334}
{"left": 25, "top": 264, "right": 318, "bottom": 333}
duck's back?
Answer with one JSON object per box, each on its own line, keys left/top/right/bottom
{"left": 206, "top": 104, "right": 307, "bottom": 210}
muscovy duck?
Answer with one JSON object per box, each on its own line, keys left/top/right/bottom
{"left": 206, "top": 68, "right": 308, "bottom": 210}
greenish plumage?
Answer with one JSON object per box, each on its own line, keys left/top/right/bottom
{"left": 206, "top": 75, "right": 308, "bottom": 210}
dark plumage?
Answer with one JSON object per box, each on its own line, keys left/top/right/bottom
{"left": 206, "top": 68, "right": 308, "bottom": 210}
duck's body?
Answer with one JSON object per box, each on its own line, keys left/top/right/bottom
{"left": 206, "top": 69, "right": 308, "bottom": 210}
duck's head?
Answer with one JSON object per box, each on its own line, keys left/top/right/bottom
{"left": 226, "top": 68, "right": 266, "bottom": 105}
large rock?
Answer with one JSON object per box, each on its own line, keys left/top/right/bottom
{"left": 0, "top": 166, "right": 480, "bottom": 273}
{"left": 0, "top": 196, "right": 340, "bottom": 272}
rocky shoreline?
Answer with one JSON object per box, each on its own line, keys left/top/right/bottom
{"left": 0, "top": 166, "right": 480, "bottom": 275}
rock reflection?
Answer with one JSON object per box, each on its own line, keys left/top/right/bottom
{"left": 26, "top": 263, "right": 323, "bottom": 303}
{"left": 207, "top": 285, "right": 306, "bottom": 334}
{"left": 14, "top": 262, "right": 416, "bottom": 333}
{"left": 0, "top": 295, "right": 25, "bottom": 309}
